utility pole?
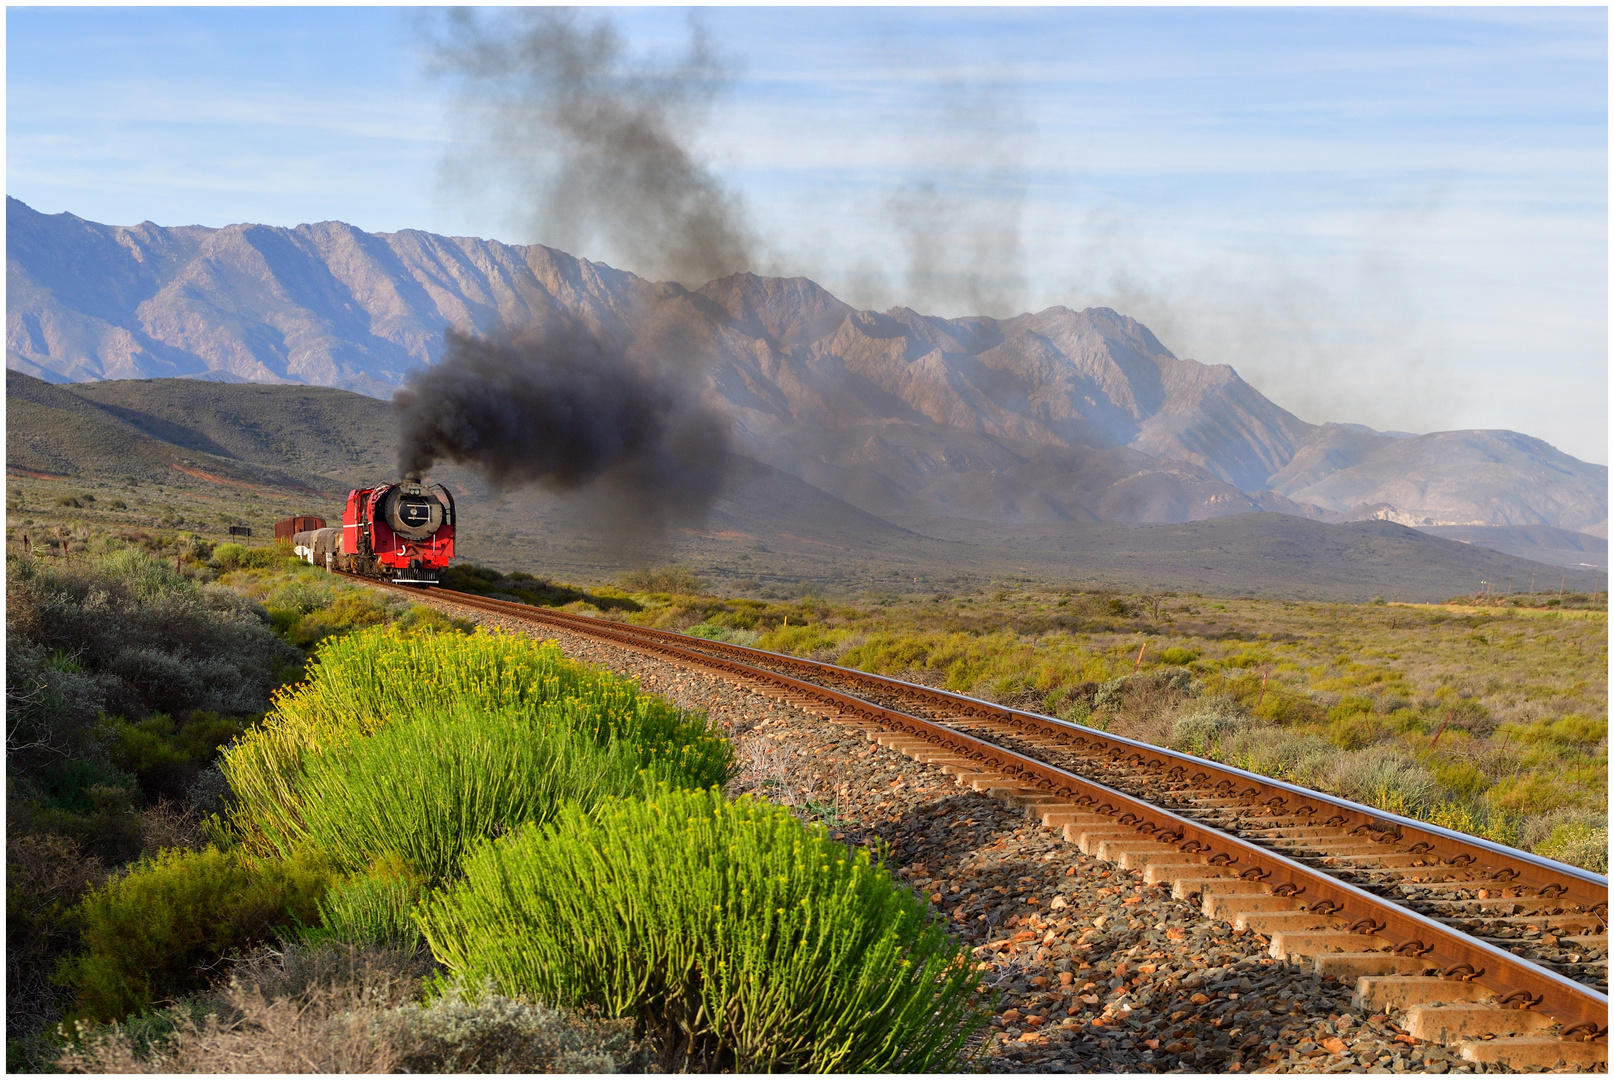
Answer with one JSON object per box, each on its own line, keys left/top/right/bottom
{"left": 1559, "top": 575, "right": 1566, "bottom": 602}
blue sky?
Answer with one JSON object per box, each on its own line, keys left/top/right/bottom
{"left": 7, "top": 7, "right": 1608, "bottom": 463}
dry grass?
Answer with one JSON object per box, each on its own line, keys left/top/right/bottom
{"left": 136, "top": 799, "right": 204, "bottom": 856}
{"left": 57, "top": 943, "right": 644, "bottom": 1074}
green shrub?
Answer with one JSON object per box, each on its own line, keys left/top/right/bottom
{"left": 57, "top": 847, "right": 336, "bottom": 1021}
{"left": 209, "top": 543, "right": 248, "bottom": 571}
{"left": 223, "top": 628, "right": 732, "bottom": 862}
{"left": 418, "top": 787, "right": 986, "bottom": 1073}
{"left": 1158, "top": 646, "right": 1199, "bottom": 666}
{"left": 1169, "top": 700, "right": 1249, "bottom": 755}
{"left": 1422, "top": 801, "right": 1522, "bottom": 850}
{"left": 309, "top": 868, "right": 427, "bottom": 948}
{"left": 12, "top": 779, "right": 145, "bottom": 865}
{"left": 1328, "top": 746, "right": 1442, "bottom": 815}
{"left": 1532, "top": 817, "right": 1609, "bottom": 873}
{"left": 1059, "top": 700, "right": 1093, "bottom": 725}
{"left": 393, "top": 604, "right": 475, "bottom": 635}
{"left": 103, "top": 710, "right": 251, "bottom": 801}
{"left": 617, "top": 565, "right": 704, "bottom": 594}
{"left": 685, "top": 623, "right": 761, "bottom": 647}
{"left": 1327, "top": 711, "right": 1390, "bottom": 751}
{"left": 1498, "top": 714, "right": 1608, "bottom": 749}
{"left": 271, "top": 711, "right": 662, "bottom": 881}
{"left": 6, "top": 551, "right": 297, "bottom": 780}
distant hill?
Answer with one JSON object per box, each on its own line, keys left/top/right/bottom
{"left": 8, "top": 197, "right": 1605, "bottom": 542}
{"left": 1418, "top": 524, "right": 1607, "bottom": 574}
{"left": 6, "top": 371, "right": 1601, "bottom": 602}
{"left": 1275, "top": 429, "right": 1607, "bottom": 537}
{"left": 6, "top": 370, "right": 341, "bottom": 495}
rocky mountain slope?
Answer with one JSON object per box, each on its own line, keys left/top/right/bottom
{"left": 9, "top": 197, "right": 1605, "bottom": 538}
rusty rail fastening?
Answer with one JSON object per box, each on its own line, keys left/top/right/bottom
{"left": 348, "top": 577, "right": 1610, "bottom": 1037}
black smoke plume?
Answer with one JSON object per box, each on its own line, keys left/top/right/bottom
{"left": 394, "top": 324, "right": 729, "bottom": 537}
{"left": 429, "top": 7, "right": 754, "bottom": 287}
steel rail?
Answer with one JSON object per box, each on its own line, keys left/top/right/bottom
{"left": 351, "top": 577, "right": 1609, "bottom": 1035}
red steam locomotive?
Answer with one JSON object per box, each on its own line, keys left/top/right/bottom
{"left": 288, "top": 478, "right": 455, "bottom": 586}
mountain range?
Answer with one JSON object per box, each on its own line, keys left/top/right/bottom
{"left": 9, "top": 368, "right": 1601, "bottom": 597}
{"left": 8, "top": 197, "right": 1606, "bottom": 548}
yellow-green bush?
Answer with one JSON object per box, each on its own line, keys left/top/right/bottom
{"left": 221, "top": 627, "right": 734, "bottom": 869}
{"left": 1498, "top": 714, "right": 1608, "bottom": 749}
{"left": 1327, "top": 711, "right": 1390, "bottom": 751}
{"left": 307, "top": 866, "right": 428, "bottom": 949}
{"left": 419, "top": 786, "right": 985, "bottom": 1072}
{"left": 58, "top": 847, "right": 335, "bottom": 1021}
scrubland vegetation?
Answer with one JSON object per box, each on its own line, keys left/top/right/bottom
{"left": 5, "top": 520, "right": 1604, "bottom": 1071}
{"left": 6, "top": 539, "right": 985, "bottom": 1072}
{"left": 561, "top": 568, "right": 1606, "bottom": 873}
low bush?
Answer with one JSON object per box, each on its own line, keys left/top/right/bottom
{"left": 268, "top": 711, "right": 663, "bottom": 881}
{"left": 1168, "top": 698, "right": 1247, "bottom": 743}
{"left": 57, "top": 847, "right": 336, "bottom": 1021}
{"left": 1498, "top": 713, "right": 1608, "bottom": 749}
{"left": 617, "top": 565, "right": 705, "bottom": 594}
{"left": 1328, "top": 746, "right": 1442, "bottom": 815}
{"left": 685, "top": 622, "right": 761, "bottom": 647}
{"left": 58, "top": 976, "right": 642, "bottom": 1074}
{"left": 223, "top": 627, "right": 733, "bottom": 864}
{"left": 418, "top": 786, "right": 985, "bottom": 1073}
{"left": 102, "top": 709, "right": 251, "bottom": 802}
{"left": 7, "top": 833, "right": 107, "bottom": 1048}
{"left": 226, "top": 939, "right": 438, "bottom": 1007}
{"left": 12, "top": 780, "right": 145, "bottom": 866}
{"left": 307, "top": 867, "right": 427, "bottom": 949}
{"left": 1327, "top": 710, "right": 1392, "bottom": 751}
{"left": 6, "top": 551, "right": 298, "bottom": 783}
{"left": 1530, "top": 815, "right": 1609, "bottom": 873}
{"left": 209, "top": 543, "right": 293, "bottom": 572}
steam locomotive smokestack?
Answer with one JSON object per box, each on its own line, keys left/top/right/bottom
{"left": 393, "top": 323, "right": 729, "bottom": 538}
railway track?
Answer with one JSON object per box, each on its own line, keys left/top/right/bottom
{"left": 355, "top": 576, "right": 1609, "bottom": 1070}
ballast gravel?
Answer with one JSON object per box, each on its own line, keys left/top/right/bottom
{"left": 415, "top": 599, "right": 1537, "bottom": 1074}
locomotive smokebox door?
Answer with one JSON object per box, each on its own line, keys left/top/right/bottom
{"left": 381, "top": 482, "right": 445, "bottom": 541}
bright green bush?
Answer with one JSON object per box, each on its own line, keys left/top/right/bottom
{"left": 1498, "top": 714, "right": 1608, "bottom": 749}
{"left": 222, "top": 627, "right": 732, "bottom": 861}
{"left": 418, "top": 787, "right": 986, "bottom": 1073}
{"left": 278, "top": 711, "right": 660, "bottom": 880}
{"left": 308, "top": 870, "right": 427, "bottom": 948}
{"left": 58, "top": 847, "right": 336, "bottom": 1021}
{"left": 685, "top": 623, "right": 761, "bottom": 647}
{"left": 208, "top": 543, "right": 249, "bottom": 571}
